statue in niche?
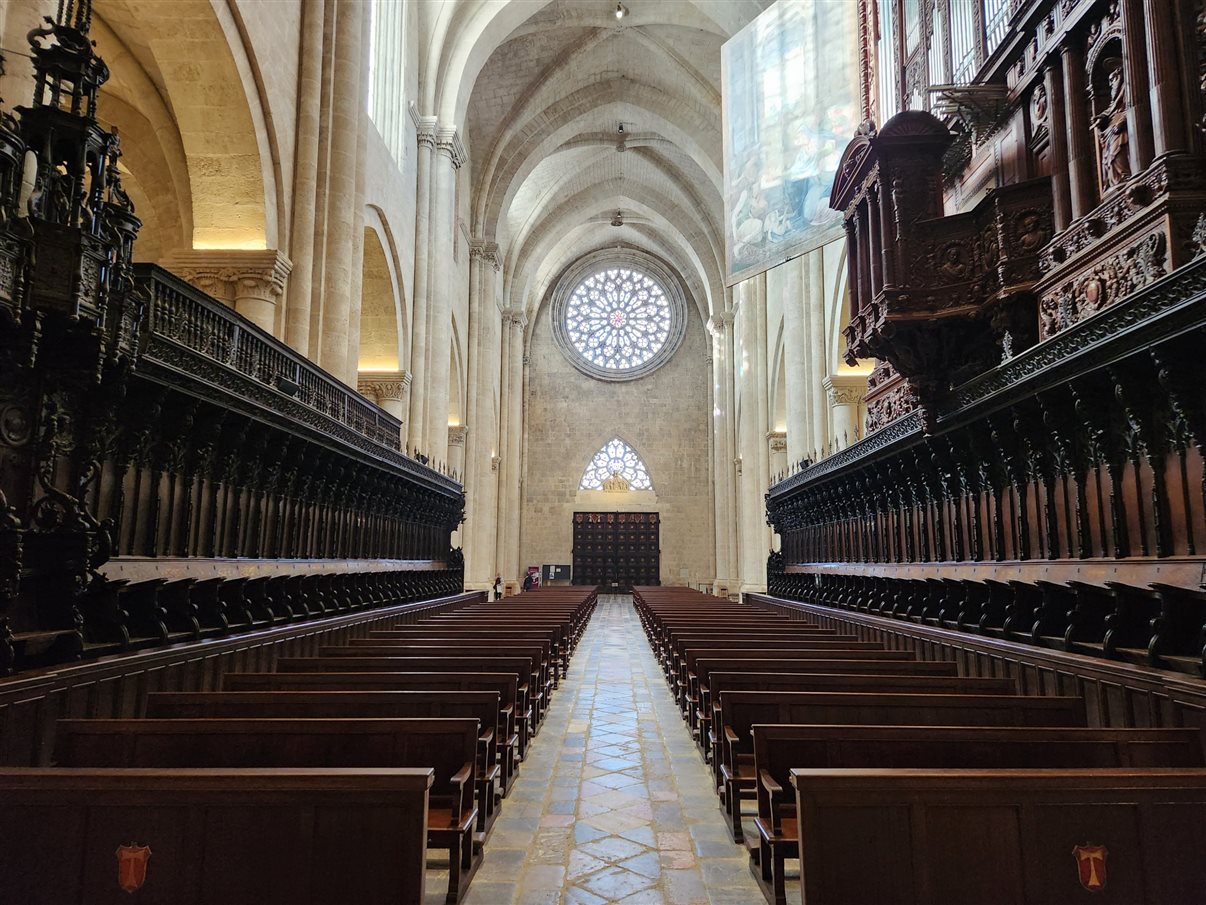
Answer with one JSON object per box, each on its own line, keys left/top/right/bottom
{"left": 1092, "top": 54, "right": 1131, "bottom": 193}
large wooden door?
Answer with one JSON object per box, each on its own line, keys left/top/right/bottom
{"left": 572, "top": 512, "right": 660, "bottom": 589}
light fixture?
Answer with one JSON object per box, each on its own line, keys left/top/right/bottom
{"left": 615, "top": 2, "right": 627, "bottom": 20}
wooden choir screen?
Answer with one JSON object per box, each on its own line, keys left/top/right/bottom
{"left": 572, "top": 512, "right": 660, "bottom": 589}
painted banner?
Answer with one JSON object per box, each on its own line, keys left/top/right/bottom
{"left": 722, "top": 0, "right": 859, "bottom": 285}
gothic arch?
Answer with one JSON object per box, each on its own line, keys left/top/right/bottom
{"left": 579, "top": 436, "right": 655, "bottom": 492}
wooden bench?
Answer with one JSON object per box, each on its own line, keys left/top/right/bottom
{"left": 54, "top": 718, "right": 480, "bottom": 904}
{"left": 273, "top": 656, "right": 539, "bottom": 757}
{"left": 219, "top": 672, "right": 522, "bottom": 794}
{"left": 0, "top": 767, "right": 431, "bottom": 905}
{"left": 693, "top": 670, "right": 1017, "bottom": 756}
{"left": 790, "top": 767, "right": 1206, "bottom": 904}
{"left": 750, "top": 725, "right": 1203, "bottom": 905}
{"left": 145, "top": 689, "right": 504, "bottom": 832}
{"left": 370, "top": 629, "right": 568, "bottom": 678}
{"left": 678, "top": 647, "right": 914, "bottom": 713}
{"left": 718, "top": 690, "right": 1086, "bottom": 842}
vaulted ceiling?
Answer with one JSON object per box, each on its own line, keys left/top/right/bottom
{"left": 438, "top": 0, "right": 773, "bottom": 324}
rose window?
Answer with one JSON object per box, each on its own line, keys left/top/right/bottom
{"left": 563, "top": 268, "right": 671, "bottom": 373}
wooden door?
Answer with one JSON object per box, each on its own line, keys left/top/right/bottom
{"left": 572, "top": 512, "right": 660, "bottom": 589}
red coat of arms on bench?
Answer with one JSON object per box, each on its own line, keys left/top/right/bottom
{"left": 1073, "top": 843, "right": 1107, "bottom": 892}
{"left": 116, "top": 844, "right": 151, "bottom": 893}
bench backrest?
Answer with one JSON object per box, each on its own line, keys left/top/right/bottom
{"left": 55, "top": 718, "right": 478, "bottom": 792}
{"left": 0, "top": 767, "right": 431, "bottom": 905}
{"left": 707, "top": 671, "right": 1017, "bottom": 698}
{"left": 790, "top": 767, "right": 1206, "bottom": 905}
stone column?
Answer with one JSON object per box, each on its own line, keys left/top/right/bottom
{"left": 767, "top": 430, "right": 787, "bottom": 482}
{"left": 805, "top": 250, "right": 829, "bottom": 455}
{"left": 1144, "top": 0, "right": 1189, "bottom": 156}
{"left": 824, "top": 374, "right": 868, "bottom": 449}
{"left": 496, "top": 309, "right": 526, "bottom": 584}
{"left": 284, "top": 0, "right": 324, "bottom": 353}
{"left": 164, "top": 250, "right": 292, "bottom": 335}
{"left": 780, "top": 262, "right": 811, "bottom": 466}
{"left": 319, "top": 0, "right": 366, "bottom": 377}
{"left": 422, "top": 126, "right": 465, "bottom": 464}
{"left": 708, "top": 311, "right": 736, "bottom": 595}
{"left": 735, "top": 278, "right": 770, "bottom": 593}
{"left": 408, "top": 114, "right": 435, "bottom": 454}
{"left": 357, "top": 370, "right": 411, "bottom": 424}
{"left": 465, "top": 240, "right": 501, "bottom": 589}
{"left": 447, "top": 424, "right": 467, "bottom": 480}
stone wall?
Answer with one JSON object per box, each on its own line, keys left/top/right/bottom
{"left": 520, "top": 302, "right": 714, "bottom": 588}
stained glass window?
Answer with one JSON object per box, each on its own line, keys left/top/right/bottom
{"left": 564, "top": 268, "right": 672, "bottom": 373}
{"left": 580, "top": 438, "right": 654, "bottom": 491}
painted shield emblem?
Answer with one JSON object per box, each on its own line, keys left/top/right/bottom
{"left": 116, "top": 844, "right": 151, "bottom": 894}
{"left": 1072, "top": 844, "right": 1107, "bottom": 892}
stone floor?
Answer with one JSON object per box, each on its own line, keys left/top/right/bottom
{"left": 441, "top": 594, "right": 764, "bottom": 905}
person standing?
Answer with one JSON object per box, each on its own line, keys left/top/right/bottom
{"left": 492, "top": 576, "right": 502, "bottom": 600}
{"left": 521, "top": 571, "right": 534, "bottom": 593}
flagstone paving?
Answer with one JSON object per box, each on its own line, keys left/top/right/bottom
{"left": 455, "top": 594, "right": 764, "bottom": 905}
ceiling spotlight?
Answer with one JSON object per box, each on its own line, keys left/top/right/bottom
{"left": 617, "top": 123, "right": 625, "bottom": 134}
{"left": 615, "top": 3, "right": 627, "bottom": 20}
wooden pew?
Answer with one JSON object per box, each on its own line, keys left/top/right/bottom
{"left": 717, "top": 690, "right": 1086, "bottom": 842}
{"left": 146, "top": 689, "right": 504, "bottom": 832}
{"left": 693, "top": 670, "right": 1017, "bottom": 758}
{"left": 54, "top": 718, "right": 480, "bottom": 905}
{"left": 678, "top": 647, "right": 915, "bottom": 714}
{"left": 789, "top": 767, "right": 1206, "bottom": 905}
{"left": 220, "top": 672, "right": 522, "bottom": 794}
{"left": 273, "top": 656, "right": 538, "bottom": 757}
{"left": 750, "top": 725, "right": 1203, "bottom": 905}
{"left": 370, "top": 628, "right": 569, "bottom": 678}
{"left": 0, "top": 767, "right": 431, "bottom": 905}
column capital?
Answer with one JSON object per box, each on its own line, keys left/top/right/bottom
{"left": 706, "top": 310, "right": 735, "bottom": 336}
{"left": 163, "top": 248, "right": 293, "bottom": 300}
{"left": 500, "top": 307, "right": 528, "bottom": 328}
{"left": 469, "top": 238, "right": 501, "bottom": 271}
{"left": 448, "top": 424, "right": 468, "bottom": 447}
{"left": 823, "top": 373, "right": 868, "bottom": 407}
{"left": 436, "top": 124, "right": 467, "bottom": 169}
{"left": 766, "top": 429, "right": 787, "bottom": 454}
{"left": 358, "top": 369, "right": 412, "bottom": 403}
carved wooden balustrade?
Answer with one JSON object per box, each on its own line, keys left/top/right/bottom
{"left": 0, "top": 12, "right": 463, "bottom": 676}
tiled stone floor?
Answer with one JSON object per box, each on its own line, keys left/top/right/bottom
{"left": 454, "top": 594, "right": 764, "bottom": 905}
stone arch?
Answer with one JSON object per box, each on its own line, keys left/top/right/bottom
{"left": 357, "top": 224, "right": 403, "bottom": 371}
{"left": 91, "top": 0, "right": 276, "bottom": 249}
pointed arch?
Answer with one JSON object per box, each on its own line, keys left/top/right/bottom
{"left": 580, "top": 438, "right": 654, "bottom": 491}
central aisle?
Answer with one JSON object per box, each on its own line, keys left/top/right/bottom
{"left": 460, "top": 594, "right": 762, "bottom": 905}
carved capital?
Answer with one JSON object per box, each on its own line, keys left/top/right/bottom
{"left": 435, "top": 124, "right": 467, "bottom": 169}
{"left": 469, "top": 238, "right": 501, "bottom": 271}
{"left": 823, "top": 374, "right": 868, "bottom": 407}
{"left": 448, "top": 424, "right": 468, "bottom": 446}
{"left": 766, "top": 430, "right": 787, "bottom": 454}
{"left": 707, "top": 310, "right": 735, "bottom": 336}
{"left": 357, "top": 369, "right": 412, "bottom": 403}
{"left": 501, "top": 307, "right": 528, "bottom": 328}
{"left": 163, "top": 249, "right": 292, "bottom": 303}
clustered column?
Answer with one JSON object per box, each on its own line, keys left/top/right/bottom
{"left": 408, "top": 118, "right": 465, "bottom": 464}
{"left": 708, "top": 311, "right": 737, "bottom": 596}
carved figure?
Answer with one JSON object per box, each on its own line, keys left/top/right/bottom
{"left": 1092, "top": 56, "right": 1131, "bottom": 193}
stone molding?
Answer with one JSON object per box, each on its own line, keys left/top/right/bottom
{"left": 163, "top": 249, "right": 293, "bottom": 302}
{"left": 823, "top": 373, "right": 868, "bottom": 407}
{"left": 448, "top": 424, "right": 468, "bottom": 446}
{"left": 766, "top": 430, "right": 787, "bottom": 453}
{"left": 358, "top": 369, "right": 412, "bottom": 403}
{"left": 413, "top": 110, "right": 466, "bottom": 169}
